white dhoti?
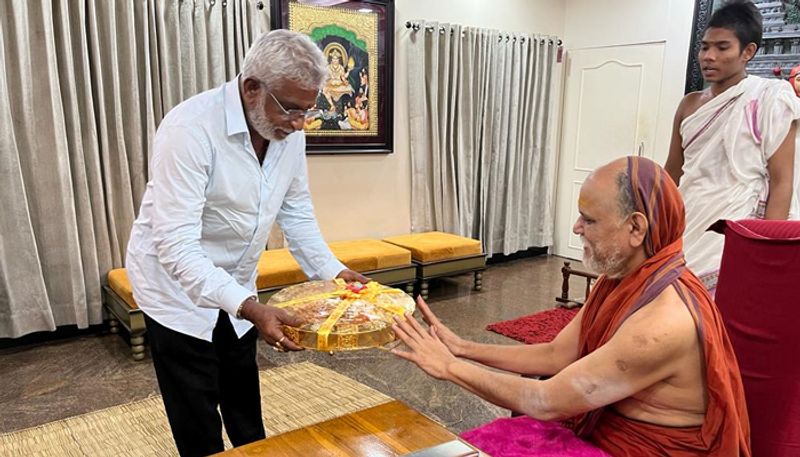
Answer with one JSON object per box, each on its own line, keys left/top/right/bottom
{"left": 679, "top": 76, "right": 800, "bottom": 293}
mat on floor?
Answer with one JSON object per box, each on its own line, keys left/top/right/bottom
{"left": 486, "top": 307, "right": 579, "bottom": 344}
{"left": 0, "top": 362, "right": 392, "bottom": 456}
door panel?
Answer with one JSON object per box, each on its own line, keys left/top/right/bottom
{"left": 554, "top": 42, "right": 665, "bottom": 259}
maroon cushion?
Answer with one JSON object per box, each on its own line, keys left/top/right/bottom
{"left": 715, "top": 219, "right": 800, "bottom": 240}
{"left": 713, "top": 219, "right": 800, "bottom": 457}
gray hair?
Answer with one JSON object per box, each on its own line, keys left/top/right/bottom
{"left": 241, "top": 29, "right": 327, "bottom": 92}
{"left": 615, "top": 169, "right": 636, "bottom": 218}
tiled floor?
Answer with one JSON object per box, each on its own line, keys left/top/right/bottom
{"left": 0, "top": 254, "right": 586, "bottom": 436}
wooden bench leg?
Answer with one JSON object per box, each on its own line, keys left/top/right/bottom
{"left": 474, "top": 271, "right": 483, "bottom": 291}
{"left": 405, "top": 282, "right": 415, "bottom": 297}
{"left": 131, "top": 334, "right": 146, "bottom": 361}
{"left": 420, "top": 280, "right": 429, "bottom": 300}
{"left": 109, "top": 317, "right": 120, "bottom": 334}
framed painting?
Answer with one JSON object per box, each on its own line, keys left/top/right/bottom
{"left": 686, "top": 0, "right": 800, "bottom": 93}
{"left": 271, "top": 0, "right": 394, "bottom": 154}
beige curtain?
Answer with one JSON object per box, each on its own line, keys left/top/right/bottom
{"left": 407, "top": 21, "right": 558, "bottom": 256}
{"left": 0, "top": 0, "right": 267, "bottom": 338}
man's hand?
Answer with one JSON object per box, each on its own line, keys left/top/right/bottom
{"left": 415, "top": 296, "right": 468, "bottom": 357}
{"left": 391, "top": 313, "right": 459, "bottom": 380}
{"left": 336, "top": 268, "right": 369, "bottom": 283}
{"left": 239, "top": 298, "right": 304, "bottom": 351}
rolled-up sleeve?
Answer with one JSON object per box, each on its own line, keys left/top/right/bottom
{"left": 150, "top": 126, "right": 254, "bottom": 316}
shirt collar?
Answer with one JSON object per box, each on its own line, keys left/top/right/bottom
{"left": 224, "top": 77, "right": 249, "bottom": 137}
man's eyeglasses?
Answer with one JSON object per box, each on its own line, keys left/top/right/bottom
{"left": 269, "top": 92, "right": 322, "bottom": 119}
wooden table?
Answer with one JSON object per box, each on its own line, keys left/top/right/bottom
{"left": 214, "top": 400, "right": 481, "bottom": 456}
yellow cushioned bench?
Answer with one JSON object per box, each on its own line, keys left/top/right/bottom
{"left": 103, "top": 269, "right": 147, "bottom": 361}
{"left": 104, "top": 240, "right": 416, "bottom": 360}
{"left": 382, "top": 231, "right": 486, "bottom": 300}
{"left": 256, "top": 239, "right": 416, "bottom": 301}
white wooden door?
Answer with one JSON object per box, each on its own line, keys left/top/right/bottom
{"left": 553, "top": 42, "right": 665, "bottom": 259}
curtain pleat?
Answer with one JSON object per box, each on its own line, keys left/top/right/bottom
{"left": 408, "top": 22, "right": 558, "bottom": 256}
{"left": 0, "top": 0, "right": 267, "bottom": 338}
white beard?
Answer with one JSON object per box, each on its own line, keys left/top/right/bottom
{"left": 247, "top": 95, "right": 281, "bottom": 141}
{"left": 582, "top": 238, "right": 626, "bottom": 279}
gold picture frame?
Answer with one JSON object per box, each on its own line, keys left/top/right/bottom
{"left": 271, "top": 0, "right": 394, "bottom": 154}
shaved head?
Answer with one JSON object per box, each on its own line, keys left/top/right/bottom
{"left": 581, "top": 158, "right": 635, "bottom": 226}
{"left": 574, "top": 158, "right": 649, "bottom": 279}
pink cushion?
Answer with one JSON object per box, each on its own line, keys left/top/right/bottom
{"left": 460, "top": 416, "right": 609, "bottom": 457}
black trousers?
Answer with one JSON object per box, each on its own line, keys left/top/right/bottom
{"left": 144, "top": 311, "right": 265, "bottom": 457}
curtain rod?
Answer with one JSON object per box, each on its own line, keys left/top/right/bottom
{"left": 404, "top": 21, "right": 562, "bottom": 46}
{"left": 207, "top": 0, "right": 266, "bottom": 8}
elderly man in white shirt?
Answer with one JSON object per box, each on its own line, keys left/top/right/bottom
{"left": 125, "top": 30, "right": 366, "bottom": 457}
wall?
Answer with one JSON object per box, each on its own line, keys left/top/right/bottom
{"left": 562, "top": 0, "right": 695, "bottom": 163}
{"left": 306, "top": 0, "right": 695, "bottom": 244}
{"left": 305, "top": 0, "right": 566, "bottom": 242}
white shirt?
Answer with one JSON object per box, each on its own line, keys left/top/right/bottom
{"left": 126, "top": 79, "right": 345, "bottom": 341}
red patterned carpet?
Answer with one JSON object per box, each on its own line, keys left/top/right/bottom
{"left": 486, "top": 307, "right": 579, "bottom": 344}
